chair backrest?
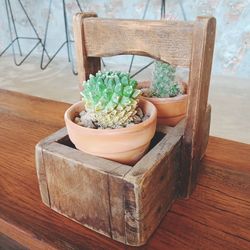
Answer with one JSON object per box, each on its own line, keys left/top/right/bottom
{"left": 73, "top": 12, "right": 216, "bottom": 197}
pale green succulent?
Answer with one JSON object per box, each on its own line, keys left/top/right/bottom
{"left": 81, "top": 71, "right": 141, "bottom": 128}
{"left": 151, "top": 61, "right": 182, "bottom": 98}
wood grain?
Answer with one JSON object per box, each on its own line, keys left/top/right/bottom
{"left": 73, "top": 13, "right": 194, "bottom": 83}
{"left": 1, "top": 90, "right": 250, "bottom": 249}
{"left": 0, "top": 233, "right": 28, "bottom": 250}
{"left": 43, "top": 143, "right": 112, "bottom": 237}
{"left": 37, "top": 137, "right": 131, "bottom": 243}
{"left": 83, "top": 18, "right": 194, "bottom": 66}
{"left": 200, "top": 104, "right": 211, "bottom": 159}
{"left": 73, "top": 13, "right": 101, "bottom": 86}
{"left": 182, "top": 17, "right": 216, "bottom": 197}
{"left": 124, "top": 137, "right": 182, "bottom": 245}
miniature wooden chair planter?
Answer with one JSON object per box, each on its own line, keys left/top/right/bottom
{"left": 36, "top": 13, "right": 216, "bottom": 246}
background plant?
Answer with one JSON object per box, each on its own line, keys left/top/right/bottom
{"left": 151, "top": 61, "right": 183, "bottom": 98}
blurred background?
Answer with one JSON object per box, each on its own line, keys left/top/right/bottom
{"left": 0, "top": 0, "right": 249, "bottom": 143}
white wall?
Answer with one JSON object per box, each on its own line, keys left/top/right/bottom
{"left": 0, "top": 0, "right": 249, "bottom": 78}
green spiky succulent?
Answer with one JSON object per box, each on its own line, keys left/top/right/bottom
{"left": 81, "top": 71, "right": 141, "bottom": 128}
{"left": 151, "top": 61, "right": 182, "bottom": 98}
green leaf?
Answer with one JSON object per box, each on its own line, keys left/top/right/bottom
{"left": 121, "top": 75, "right": 129, "bottom": 85}
{"left": 123, "top": 85, "right": 133, "bottom": 97}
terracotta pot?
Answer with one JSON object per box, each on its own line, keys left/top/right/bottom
{"left": 138, "top": 81, "right": 188, "bottom": 127}
{"left": 64, "top": 99, "right": 157, "bottom": 165}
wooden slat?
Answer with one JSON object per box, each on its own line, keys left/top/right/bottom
{"left": 35, "top": 145, "right": 50, "bottom": 207}
{"left": 84, "top": 18, "right": 194, "bottom": 67}
{"left": 35, "top": 128, "right": 69, "bottom": 206}
{"left": 127, "top": 119, "right": 184, "bottom": 177}
{"left": 182, "top": 17, "right": 216, "bottom": 197}
{"left": 39, "top": 141, "right": 131, "bottom": 243}
{"left": 42, "top": 141, "right": 131, "bottom": 175}
{"left": 73, "top": 13, "right": 101, "bottom": 86}
{"left": 124, "top": 130, "right": 183, "bottom": 245}
{"left": 200, "top": 104, "right": 211, "bottom": 159}
{"left": 43, "top": 144, "right": 112, "bottom": 238}
{"left": 107, "top": 175, "right": 126, "bottom": 242}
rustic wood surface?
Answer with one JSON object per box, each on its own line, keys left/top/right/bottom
{"left": 182, "top": 17, "right": 216, "bottom": 197}
{"left": 73, "top": 12, "right": 193, "bottom": 83}
{"left": 0, "top": 233, "right": 28, "bottom": 250}
{"left": 38, "top": 136, "right": 131, "bottom": 243}
{"left": 124, "top": 137, "right": 182, "bottom": 245}
{"left": 73, "top": 13, "right": 101, "bottom": 86}
{"left": 83, "top": 18, "right": 193, "bottom": 66}
{"left": 1, "top": 89, "right": 250, "bottom": 249}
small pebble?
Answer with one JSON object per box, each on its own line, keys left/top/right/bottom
{"left": 133, "top": 115, "right": 142, "bottom": 124}
{"left": 74, "top": 117, "right": 80, "bottom": 123}
{"left": 116, "top": 125, "right": 124, "bottom": 129}
{"left": 75, "top": 111, "right": 96, "bottom": 128}
{"left": 141, "top": 88, "right": 153, "bottom": 97}
{"left": 127, "top": 123, "right": 134, "bottom": 127}
{"left": 79, "top": 111, "right": 86, "bottom": 116}
{"left": 142, "top": 115, "right": 150, "bottom": 121}
{"left": 136, "top": 108, "right": 143, "bottom": 119}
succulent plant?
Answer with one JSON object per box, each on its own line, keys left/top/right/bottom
{"left": 151, "top": 61, "right": 182, "bottom": 98}
{"left": 81, "top": 71, "right": 141, "bottom": 128}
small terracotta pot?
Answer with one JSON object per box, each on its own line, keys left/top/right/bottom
{"left": 138, "top": 81, "right": 188, "bottom": 127}
{"left": 64, "top": 99, "right": 157, "bottom": 165}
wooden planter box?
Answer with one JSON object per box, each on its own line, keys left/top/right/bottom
{"left": 35, "top": 107, "right": 210, "bottom": 246}
{"left": 36, "top": 12, "right": 215, "bottom": 246}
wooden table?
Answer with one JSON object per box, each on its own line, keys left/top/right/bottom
{"left": 1, "top": 89, "right": 249, "bottom": 250}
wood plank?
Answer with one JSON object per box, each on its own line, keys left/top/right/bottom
{"left": 127, "top": 120, "right": 184, "bottom": 177}
{"left": 0, "top": 233, "right": 28, "bottom": 250}
{"left": 43, "top": 145, "right": 112, "bottom": 238}
{"left": 182, "top": 17, "right": 216, "bottom": 197}
{"left": 150, "top": 208, "right": 250, "bottom": 250}
{"left": 42, "top": 141, "right": 132, "bottom": 175}
{"left": 73, "top": 13, "right": 101, "bottom": 85}
{"left": 200, "top": 105, "right": 211, "bottom": 158}
{"left": 124, "top": 131, "right": 182, "bottom": 245}
{"left": 107, "top": 175, "right": 126, "bottom": 243}
{"left": 204, "top": 136, "right": 250, "bottom": 173}
{"left": 201, "top": 152, "right": 250, "bottom": 202}
{"left": 83, "top": 18, "right": 194, "bottom": 67}
{"left": 0, "top": 219, "right": 55, "bottom": 250}
{"left": 40, "top": 141, "right": 131, "bottom": 243}
{"left": 0, "top": 89, "right": 68, "bottom": 127}
{"left": 35, "top": 145, "right": 50, "bottom": 207}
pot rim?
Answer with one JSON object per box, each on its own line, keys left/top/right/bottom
{"left": 64, "top": 99, "right": 157, "bottom": 135}
{"left": 141, "top": 94, "right": 188, "bottom": 103}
